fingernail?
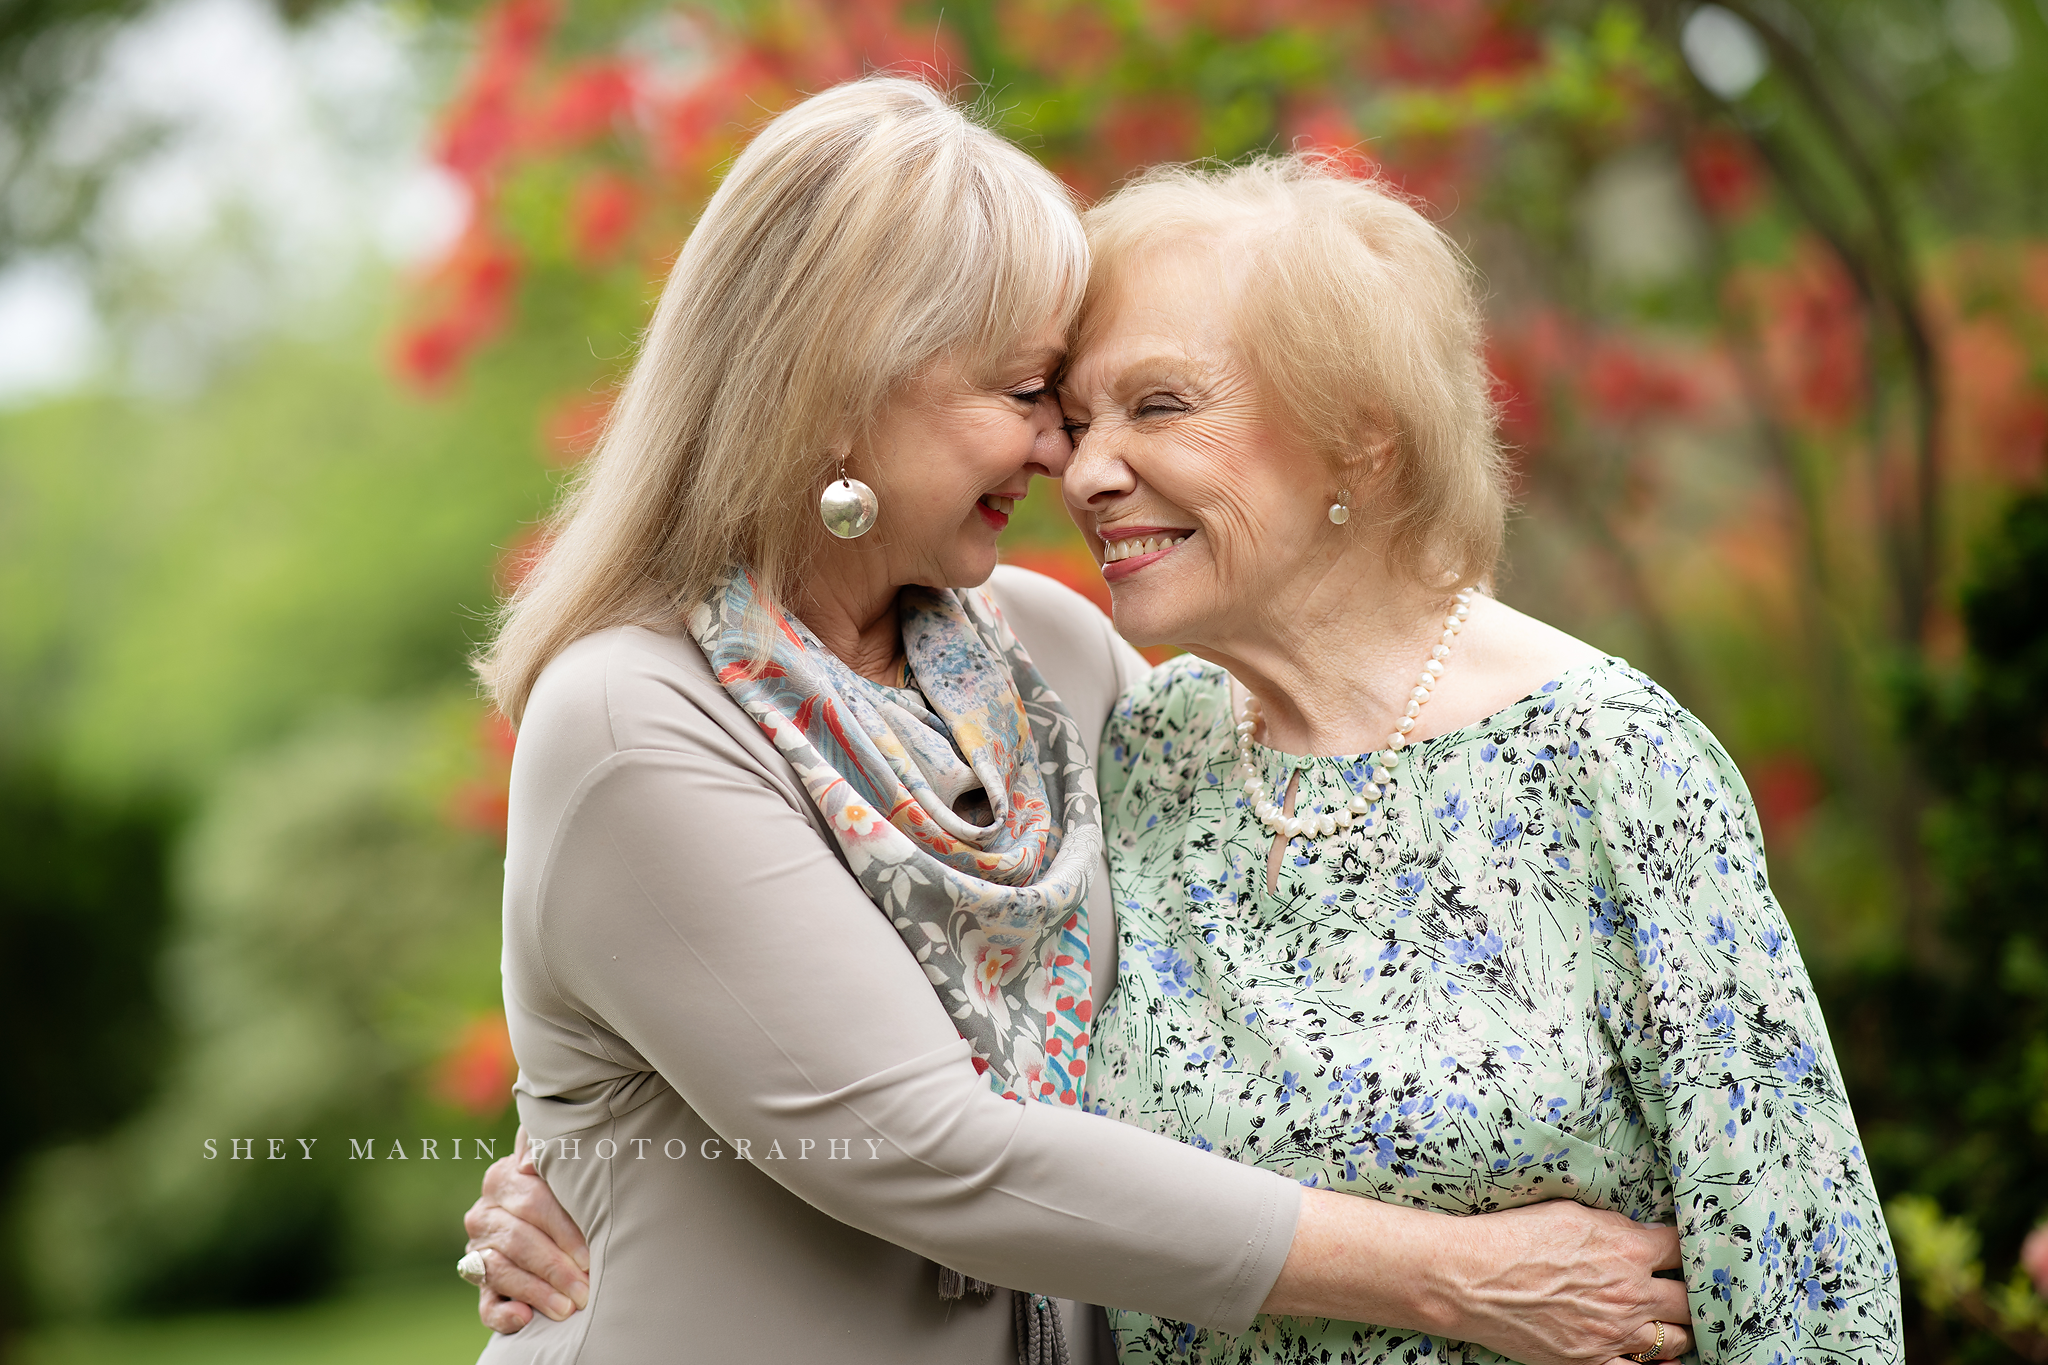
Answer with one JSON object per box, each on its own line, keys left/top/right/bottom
{"left": 569, "top": 1280, "right": 589, "bottom": 1309}
{"left": 545, "top": 1295, "right": 573, "bottom": 1321}
{"left": 572, "top": 1247, "right": 591, "bottom": 1272}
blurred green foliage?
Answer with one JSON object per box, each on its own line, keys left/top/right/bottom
{"left": 15, "top": 1282, "right": 488, "bottom": 1365}
{"left": 0, "top": 309, "right": 552, "bottom": 1338}
{"left": 1877, "top": 492, "right": 2048, "bottom": 1361}
{"left": 0, "top": 771, "right": 174, "bottom": 1339}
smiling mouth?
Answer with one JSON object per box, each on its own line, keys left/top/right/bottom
{"left": 976, "top": 493, "right": 1015, "bottom": 530}
{"left": 1101, "top": 531, "right": 1192, "bottom": 564}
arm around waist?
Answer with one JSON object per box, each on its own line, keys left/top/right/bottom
{"left": 522, "top": 735, "right": 1298, "bottom": 1331}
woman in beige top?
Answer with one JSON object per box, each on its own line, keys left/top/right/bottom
{"left": 460, "top": 76, "right": 1692, "bottom": 1365}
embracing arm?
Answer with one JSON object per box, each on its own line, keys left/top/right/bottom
{"left": 471, "top": 660, "right": 1691, "bottom": 1361}
{"left": 472, "top": 1117, "right": 1695, "bottom": 1365}
{"left": 514, "top": 728, "right": 1299, "bottom": 1329}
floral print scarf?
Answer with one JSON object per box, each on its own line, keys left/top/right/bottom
{"left": 691, "top": 567, "right": 1099, "bottom": 1109}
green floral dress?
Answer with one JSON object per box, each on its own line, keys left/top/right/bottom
{"left": 1089, "top": 655, "right": 1901, "bottom": 1365}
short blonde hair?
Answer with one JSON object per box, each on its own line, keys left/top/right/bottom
{"left": 1080, "top": 155, "right": 1506, "bottom": 589}
{"left": 479, "top": 76, "right": 1086, "bottom": 721}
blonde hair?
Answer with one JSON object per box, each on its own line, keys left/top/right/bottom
{"left": 478, "top": 76, "right": 1086, "bottom": 721}
{"left": 1079, "top": 154, "right": 1507, "bottom": 589}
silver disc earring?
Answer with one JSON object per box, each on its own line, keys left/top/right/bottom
{"left": 1328, "top": 489, "right": 1351, "bottom": 525}
{"left": 819, "top": 462, "right": 878, "bottom": 539}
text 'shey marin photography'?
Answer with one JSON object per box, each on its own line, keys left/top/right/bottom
{"left": 199, "top": 1136, "right": 892, "bottom": 1161}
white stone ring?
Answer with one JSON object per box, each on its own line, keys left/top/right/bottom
{"left": 457, "top": 1249, "right": 490, "bottom": 1288}
{"left": 1631, "top": 1321, "right": 1667, "bottom": 1363}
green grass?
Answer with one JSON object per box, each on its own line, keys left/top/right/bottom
{"left": 16, "top": 1282, "right": 492, "bottom": 1365}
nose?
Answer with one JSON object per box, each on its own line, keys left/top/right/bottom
{"left": 1060, "top": 425, "right": 1135, "bottom": 518}
{"left": 1025, "top": 392, "right": 1071, "bottom": 478}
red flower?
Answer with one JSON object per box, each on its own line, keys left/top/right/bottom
{"left": 1943, "top": 314, "right": 2047, "bottom": 484}
{"left": 1101, "top": 93, "right": 1200, "bottom": 171}
{"left": 449, "top": 709, "right": 519, "bottom": 841}
{"left": 648, "top": 50, "right": 778, "bottom": 172}
{"left": 1286, "top": 100, "right": 1377, "bottom": 179}
{"left": 1748, "top": 753, "right": 1823, "bottom": 847}
{"left": 494, "top": 526, "right": 554, "bottom": 597}
{"left": 393, "top": 230, "right": 521, "bottom": 391}
{"left": 435, "top": 0, "right": 560, "bottom": 187}
{"left": 1486, "top": 309, "right": 1573, "bottom": 462}
{"left": 1727, "top": 240, "right": 1865, "bottom": 431}
{"left": 1582, "top": 341, "right": 1702, "bottom": 426}
{"left": 570, "top": 169, "right": 640, "bottom": 264}
{"left": 435, "top": 1011, "right": 519, "bottom": 1117}
{"left": 531, "top": 60, "right": 637, "bottom": 151}
{"left": 542, "top": 391, "right": 615, "bottom": 464}
{"left": 392, "top": 319, "right": 467, "bottom": 390}
{"left": 1686, "top": 129, "right": 1764, "bottom": 222}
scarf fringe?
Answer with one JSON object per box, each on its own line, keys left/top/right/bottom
{"left": 936, "top": 1266, "right": 1065, "bottom": 1364}
{"left": 935, "top": 1265, "right": 993, "bottom": 1299}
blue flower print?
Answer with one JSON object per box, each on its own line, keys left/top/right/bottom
{"left": 1588, "top": 883, "right": 1619, "bottom": 937}
{"left": 1434, "top": 791, "right": 1470, "bottom": 830}
{"left": 1276, "top": 1070, "right": 1303, "bottom": 1106}
{"left": 1777, "top": 1038, "right": 1819, "bottom": 1085}
{"left": 1706, "top": 909, "right": 1737, "bottom": 951}
{"left": 1444, "top": 930, "right": 1505, "bottom": 966}
{"left": 1142, "top": 940, "right": 1195, "bottom": 997}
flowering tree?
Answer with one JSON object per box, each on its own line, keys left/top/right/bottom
{"left": 399, "top": 1, "right": 2048, "bottom": 1354}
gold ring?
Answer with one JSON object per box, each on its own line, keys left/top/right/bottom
{"left": 1631, "top": 1322, "right": 1666, "bottom": 1363}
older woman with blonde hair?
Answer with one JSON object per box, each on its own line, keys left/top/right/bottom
{"left": 459, "top": 74, "right": 1769, "bottom": 1365}
{"left": 1054, "top": 158, "right": 1901, "bottom": 1362}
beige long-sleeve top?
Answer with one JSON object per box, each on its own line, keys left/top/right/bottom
{"left": 480, "top": 566, "right": 1303, "bottom": 1365}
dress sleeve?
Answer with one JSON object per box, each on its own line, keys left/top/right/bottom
{"left": 1577, "top": 682, "right": 1902, "bottom": 1362}
{"left": 529, "top": 727, "right": 1300, "bottom": 1332}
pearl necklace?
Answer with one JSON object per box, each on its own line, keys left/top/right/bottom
{"left": 1234, "top": 590, "right": 1473, "bottom": 844}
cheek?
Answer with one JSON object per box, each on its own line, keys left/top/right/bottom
{"left": 881, "top": 453, "right": 977, "bottom": 524}
{"left": 1174, "top": 444, "right": 1289, "bottom": 560}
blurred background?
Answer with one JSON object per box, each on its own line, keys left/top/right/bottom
{"left": 2, "top": 0, "right": 2046, "bottom": 1359}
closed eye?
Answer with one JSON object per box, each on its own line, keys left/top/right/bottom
{"left": 1135, "top": 393, "right": 1189, "bottom": 418}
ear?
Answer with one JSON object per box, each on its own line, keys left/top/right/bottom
{"left": 1338, "top": 424, "right": 1399, "bottom": 489}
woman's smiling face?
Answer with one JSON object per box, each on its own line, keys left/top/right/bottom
{"left": 850, "top": 317, "right": 1072, "bottom": 592}
{"left": 1059, "top": 241, "right": 1337, "bottom": 651}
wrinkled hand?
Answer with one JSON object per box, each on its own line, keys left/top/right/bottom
{"left": 1440, "top": 1199, "right": 1695, "bottom": 1365}
{"left": 464, "top": 1127, "right": 591, "bottom": 1334}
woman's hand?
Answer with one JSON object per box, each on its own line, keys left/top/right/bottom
{"left": 1434, "top": 1199, "right": 1695, "bottom": 1365}
{"left": 463, "top": 1127, "right": 591, "bottom": 1333}
{"left": 1266, "top": 1190, "right": 1694, "bottom": 1365}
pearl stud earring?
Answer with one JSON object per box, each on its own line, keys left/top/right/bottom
{"left": 1328, "top": 489, "right": 1351, "bottom": 525}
